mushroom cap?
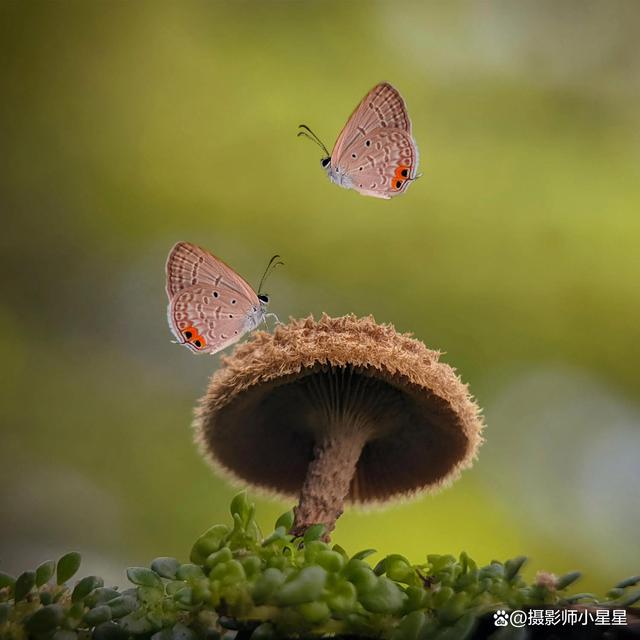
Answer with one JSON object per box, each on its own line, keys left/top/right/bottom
{"left": 194, "top": 314, "right": 484, "bottom": 505}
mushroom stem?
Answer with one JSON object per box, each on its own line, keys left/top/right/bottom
{"left": 292, "top": 427, "right": 369, "bottom": 537}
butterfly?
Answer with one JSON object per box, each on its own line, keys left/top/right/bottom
{"left": 298, "top": 82, "right": 419, "bottom": 199}
{"left": 165, "top": 242, "right": 280, "bottom": 355}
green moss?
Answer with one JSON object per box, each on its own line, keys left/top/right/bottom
{"left": 1, "top": 493, "right": 638, "bottom": 640}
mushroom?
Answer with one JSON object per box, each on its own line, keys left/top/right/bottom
{"left": 194, "top": 314, "right": 484, "bottom": 537}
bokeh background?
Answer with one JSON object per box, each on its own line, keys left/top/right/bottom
{"left": 1, "top": 1, "right": 639, "bottom": 593}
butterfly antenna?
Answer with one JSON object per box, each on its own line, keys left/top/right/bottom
{"left": 298, "top": 124, "right": 330, "bottom": 156}
{"left": 297, "top": 124, "right": 330, "bottom": 157}
{"left": 258, "top": 254, "right": 284, "bottom": 295}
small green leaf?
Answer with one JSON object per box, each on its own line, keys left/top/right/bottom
{"left": 14, "top": 571, "right": 36, "bottom": 601}
{"left": 150, "top": 557, "right": 180, "bottom": 579}
{"left": 459, "top": 551, "right": 470, "bottom": 573}
{"left": 326, "top": 581, "right": 357, "bottom": 614}
{"left": 35, "top": 560, "right": 56, "bottom": 587}
{"left": 228, "top": 512, "right": 247, "bottom": 541}
{"left": 68, "top": 600, "right": 85, "bottom": 621}
{"left": 302, "top": 523, "right": 326, "bottom": 544}
{"left": 373, "top": 559, "right": 387, "bottom": 575}
{"left": 380, "top": 555, "right": 413, "bottom": 583}
{"left": 428, "top": 554, "right": 456, "bottom": 572}
{"left": 247, "top": 519, "right": 261, "bottom": 543}
{"left": 230, "top": 491, "right": 252, "bottom": 522}
{"left": 24, "top": 604, "right": 65, "bottom": 633}
{"left": 433, "top": 586, "right": 454, "bottom": 608}
{"left": 276, "top": 566, "right": 327, "bottom": 605}
{"left": 137, "top": 585, "right": 164, "bottom": 605}
{"left": 563, "top": 592, "right": 597, "bottom": 604}
{"left": 615, "top": 575, "right": 640, "bottom": 589}
{"left": 0, "top": 571, "right": 15, "bottom": 590}
{"left": 126, "top": 567, "right": 163, "bottom": 588}
{"left": 118, "top": 612, "right": 155, "bottom": 634}
{"left": 210, "top": 559, "right": 245, "bottom": 585}
{"left": 106, "top": 594, "right": 138, "bottom": 619}
{"left": 251, "top": 622, "right": 275, "bottom": 640}
{"left": 190, "top": 524, "right": 230, "bottom": 564}
{"left": 403, "top": 585, "right": 428, "bottom": 612}
{"left": 303, "top": 540, "right": 329, "bottom": 564}
{"left": 240, "top": 555, "right": 262, "bottom": 577}
{"left": 205, "top": 547, "right": 233, "bottom": 570}
{"left": 274, "top": 510, "right": 294, "bottom": 532}
{"left": 556, "top": 571, "right": 581, "bottom": 590}
{"left": 57, "top": 552, "right": 81, "bottom": 585}
{"left": 296, "top": 600, "right": 330, "bottom": 624}
{"left": 344, "top": 561, "right": 377, "bottom": 594}
{"left": 93, "top": 621, "right": 129, "bottom": 640}
{"left": 84, "top": 605, "right": 113, "bottom": 626}
{"left": 174, "top": 586, "right": 193, "bottom": 606}
{"left": 261, "top": 526, "right": 287, "bottom": 546}
{"left": 175, "top": 563, "right": 204, "bottom": 581}
{"left": 359, "top": 576, "right": 406, "bottom": 614}
{"left": 315, "top": 550, "right": 345, "bottom": 573}
{"left": 352, "top": 549, "right": 377, "bottom": 561}
{"left": 165, "top": 580, "right": 185, "bottom": 596}
{"left": 439, "top": 591, "right": 469, "bottom": 623}
{"left": 71, "top": 575, "right": 104, "bottom": 602}
{"left": 148, "top": 611, "right": 165, "bottom": 629}
{"left": 85, "top": 587, "right": 120, "bottom": 607}
{"left": 252, "top": 568, "right": 285, "bottom": 604}
{"left": 332, "top": 544, "right": 349, "bottom": 559}
{"left": 478, "top": 561, "right": 504, "bottom": 579}
{"left": 618, "top": 589, "right": 640, "bottom": 607}
{"left": 504, "top": 556, "right": 527, "bottom": 581}
{"left": 391, "top": 610, "right": 424, "bottom": 640}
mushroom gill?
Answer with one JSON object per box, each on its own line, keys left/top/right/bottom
{"left": 194, "top": 314, "right": 484, "bottom": 536}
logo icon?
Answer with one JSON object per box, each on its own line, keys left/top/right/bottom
{"left": 493, "top": 610, "right": 509, "bottom": 627}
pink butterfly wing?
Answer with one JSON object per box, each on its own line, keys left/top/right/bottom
{"left": 331, "top": 83, "right": 413, "bottom": 163}
{"left": 168, "top": 283, "right": 261, "bottom": 355}
{"left": 165, "top": 242, "right": 263, "bottom": 355}
{"left": 336, "top": 127, "right": 419, "bottom": 199}
{"left": 166, "top": 241, "right": 256, "bottom": 302}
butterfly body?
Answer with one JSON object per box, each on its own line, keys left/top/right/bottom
{"left": 322, "top": 158, "right": 354, "bottom": 191}
{"left": 165, "top": 242, "right": 272, "bottom": 355}
{"left": 302, "top": 83, "right": 419, "bottom": 200}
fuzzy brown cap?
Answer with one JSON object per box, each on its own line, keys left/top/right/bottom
{"left": 194, "top": 314, "right": 484, "bottom": 505}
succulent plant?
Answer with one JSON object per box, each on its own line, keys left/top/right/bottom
{"left": 1, "top": 493, "right": 638, "bottom": 640}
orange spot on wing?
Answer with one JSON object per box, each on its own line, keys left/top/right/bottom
{"left": 182, "top": 325, "right": 206, "bottom": 348}
{"left": 391, "top": 164, "right": 411, "bottom": 190}
{"left": 182, "top": 325, "right": 197, "bottom": 341}
{"left": 394, "top": 164, "right": 410, "bottom": 178}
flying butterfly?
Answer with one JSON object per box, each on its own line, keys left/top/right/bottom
{"left": 298, "top": 82, "right": 419, "bottom": 199}
{"left": 165, "top": 242, "right": 281, "bottom": 355}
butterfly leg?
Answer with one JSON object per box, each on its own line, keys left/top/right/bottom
{"left": 264, "top": 312, "right": 282, "bottom": 327}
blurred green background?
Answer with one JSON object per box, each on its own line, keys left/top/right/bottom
{"left": 1, "top": 1, "right": 639, "bottom": 593}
